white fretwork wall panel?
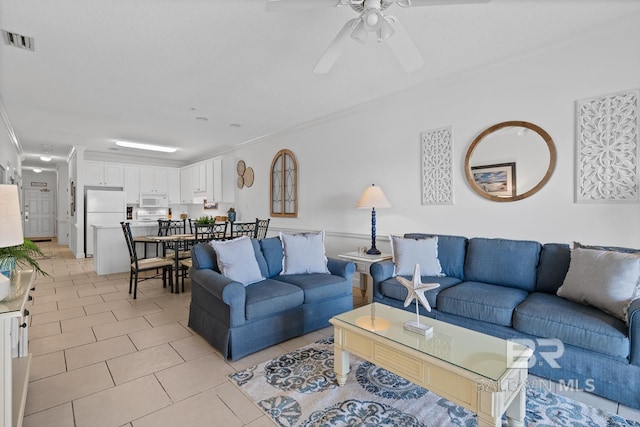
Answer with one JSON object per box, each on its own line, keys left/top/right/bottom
{"left": 421, "top": 126, "right": 453, "bottom": 205}
{"left": 576, "top": 89, "right": 639, "bottom": 203}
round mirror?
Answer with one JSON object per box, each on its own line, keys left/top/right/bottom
{"left": 464, "top": 121, "right": 556, "bottom": 202}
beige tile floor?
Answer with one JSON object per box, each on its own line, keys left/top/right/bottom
{"left": 22, "top": 241, "right": 640, "bottom": 426}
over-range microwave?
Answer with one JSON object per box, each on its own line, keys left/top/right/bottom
{"left": 139, "top": 193, "right": 168, "bottom": 208}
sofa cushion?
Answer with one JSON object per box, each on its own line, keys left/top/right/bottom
{"left": 276, "top": 274, "right": 351, "bottom": 303}
{"left": 210, "top": 236, "right": 264, "bottom": 286}
{"left": 536, "top": 243, "right": 570, "bottom": 294}
{"left": 260, "top": 237, "right": 283, "bottom": 277}
{"left": 464, "top": 238, "right": 541, "bottom": 292}
{"left": 191, "top": 242, "right": 219, "bottom": 272}
{"left": 251, "top": 239, "right": 270, "bottom": 279}
{"left": 514, "top": 292, "right": 629, "bottom": 359}
{"left": 380, "top": 275, "right": 462, "bottom": 308}
{"left": 280, "top": 231, "right": 329, "bottom": 275}
{"left": 245, "top": 279, "right": 304, "bottom": 320}
{"left": 404, "top": 234, "right": 467, "bottom": 279}
{"left": 437, "top": 281, "right": 529, "bottom": 326}
{"left": 390, "top": 235, "right": 444, "bottom": 277}
{"left": 556, "top": 247, "right": 640, "bottom": 323}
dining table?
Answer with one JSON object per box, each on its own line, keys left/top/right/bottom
{"left": 143, "top": 233, "right": 195, "bottom": 293}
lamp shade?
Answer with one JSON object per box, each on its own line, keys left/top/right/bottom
{"left": 0, "top": 185, "right": 24, "bottom": 248}
{"left": 356, "top": 184, "right": 391, "bottom": 209}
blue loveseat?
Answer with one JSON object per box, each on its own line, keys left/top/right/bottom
{"left": 371, "top": 233, "right": 640, "bottom": 409}
{"left": 188, "top": 237, "right": 355, "bottom": 360}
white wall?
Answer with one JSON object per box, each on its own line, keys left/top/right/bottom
{"left": 0, "top": 94, "right": 22, "bottom": 185}
{"left": 234, "top": 16, "right": 640, "bottom": 254}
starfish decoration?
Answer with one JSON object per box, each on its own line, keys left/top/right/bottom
{"left": 396, "top": 263, "right": 440, "bottom": 312}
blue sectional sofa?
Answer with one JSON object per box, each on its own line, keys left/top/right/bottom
{"left": 188, "top": 237, "right": 355, "bottom": 360}
{"left": 371, "top": 233, "right": 640, "bottom": 409}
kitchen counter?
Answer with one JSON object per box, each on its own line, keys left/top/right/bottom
{"left": 93, "top": 222, "right": 160, "bottom": 275}
{"left": 92, "top": 221, "right": 161, "bottom": 229}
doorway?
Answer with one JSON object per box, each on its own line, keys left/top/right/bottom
{"left": 24, "top": 188, "right": 55, "bottom": 239}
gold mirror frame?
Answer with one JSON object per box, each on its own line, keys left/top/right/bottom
{"left": 464, "top": 121, "right": 557, "bottom": 202}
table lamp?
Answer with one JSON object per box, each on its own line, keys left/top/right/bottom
{"left": 356, "top": 184, "right": 391, "bottom": 255}
{"left": 0, "top": 184, "right": 24, "bottom": 300}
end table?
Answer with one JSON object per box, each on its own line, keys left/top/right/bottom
{"left": 338, "top": 251, "right": 392, "bottom": 303}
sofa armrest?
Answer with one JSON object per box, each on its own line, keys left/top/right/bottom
{"left": 628, "top": 298, "right": 640, "bottom": 365}
{"left": 327, "top": 257, "right": 356, "bottom": 280}
{"left": 190, "top": 268, "right": 246, "bottom": 327}
{"left": 370, "top": 260, "right": 395, "bottom": 300}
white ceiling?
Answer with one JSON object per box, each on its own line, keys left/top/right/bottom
{"left": 2, "top": 0, "right": 640, "bottom": 170}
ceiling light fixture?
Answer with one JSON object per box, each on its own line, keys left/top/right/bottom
{"left": 33, "top": 168, "right": 42, "bottom": 173}
{"left": 40, "top": 155, "right": 52, "bottom": 162}
{"left": 115, "top": 140, "right": 177, "bottom": 153}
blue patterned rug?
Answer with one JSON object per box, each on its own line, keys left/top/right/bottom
{"left": 229, "top": 337, "right": 640, "bottom": 427}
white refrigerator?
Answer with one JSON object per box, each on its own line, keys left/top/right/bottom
{"left": 85, "top": 189, "right": 126, "bottom": 257}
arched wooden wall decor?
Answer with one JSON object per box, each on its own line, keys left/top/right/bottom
{"left": 270, "top": 149, "right": 298, "bottom": 217}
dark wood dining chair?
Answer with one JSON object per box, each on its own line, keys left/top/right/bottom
{"left": 121, "top": 222, "right": 174, "bottom": 299}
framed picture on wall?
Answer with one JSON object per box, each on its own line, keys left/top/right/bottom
{"left": 470, "top": 162, "right": 516, "bottom": 197}
{"left": 203, "top": 200, "right": 218, "bottom": 210}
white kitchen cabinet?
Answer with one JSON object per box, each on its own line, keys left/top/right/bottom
{"left": 125, "top": 166, "right": 140, "bottom": 204}
{"left": 212, "top": 157, "right": 236, "bottom": 203}
{"left": 139, "top": 167, "right": 169, "bottom": 194}
{"left": 85, "top": 161, "right": 124, "bottom": 187}
{"left": 167, "top": 169, "right": 181, "bottom": 204}
{"left": 180, "top": 162, "right": 213, "bottom": 204}
{"left": 180, "top": 167, "right": 193, "bottom": 204}
{"left": 1, "top": 269, "right": 35, "bottom": 427}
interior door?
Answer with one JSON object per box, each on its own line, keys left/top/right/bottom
{"left": 24, "top": 189, "right": 55, "bottom": 239}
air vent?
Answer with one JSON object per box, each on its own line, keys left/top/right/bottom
{"left": 2, "top": 30, "right": 34, "bottom": 51}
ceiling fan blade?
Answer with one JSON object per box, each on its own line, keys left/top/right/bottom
{"left": 396, "top": 0, "right": 491, "bottom": 7}
{"left": 314, "top": 18, "right": 358, "bottom": 74}
{"left": 385, "top": 18, "right": 424, "bottom": 73}
{"left": 266, "top": 0, "right": 343, "bottom": 12}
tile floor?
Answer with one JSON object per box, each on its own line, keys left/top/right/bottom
{"left": 21, "top": 240, "right": 640, "bottom": 426}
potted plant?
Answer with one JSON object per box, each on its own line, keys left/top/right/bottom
{"left": 0, "top": 238, "right": 49, "bottom": 278}
{"left": 195, "top": 216, "right": 215, "bottom": 225}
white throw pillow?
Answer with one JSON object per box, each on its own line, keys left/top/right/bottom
{"left": 557, "top": 246, "right": 640, "bottom": 323}
{"left": 390, "top": 235, "right": 444, "bottom": 277}
{"left": 280, "top": 231, "right": 329, "bottom": 275}
{"left": 210, "top": 236, "right": 264, "bottom": 286}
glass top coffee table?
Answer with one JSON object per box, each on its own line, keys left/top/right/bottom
{"left": 330, "top": 303, "right": 533, "bottom": 427}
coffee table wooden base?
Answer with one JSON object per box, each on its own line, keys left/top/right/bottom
{"left": 330, "top": 320, "right": 530, "bottom": 427}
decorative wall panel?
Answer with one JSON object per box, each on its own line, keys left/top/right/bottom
{"left": 576, "top": 89, "right": 639, "bottom": 203}
{"left": 421, "top": 126, "right": 453, "bottom": 205}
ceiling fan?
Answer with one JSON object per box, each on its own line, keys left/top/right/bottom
{"left": 266, "top": 0, "right": 491, "bottom": 74}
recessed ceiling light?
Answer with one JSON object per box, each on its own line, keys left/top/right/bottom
{"left": 115, "top": 140, "right": 177, "bottom": 153}
{"left": 230, "top": 123, "right": 242, "bottom": 128}
{"left": 195, "top": 117, "right": 208, "bottom": 122}
{"left": 33, "top": 168, "right": 42, "bottom": 173}
{"left": 40, "top": 155, "right": 52, "bottom": 162}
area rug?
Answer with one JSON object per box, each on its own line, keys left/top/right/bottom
{"left": 229, "top": 337, "right": 639, "bottom": 427}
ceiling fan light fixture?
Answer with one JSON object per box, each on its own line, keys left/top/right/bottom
{"left": 378, "top": 17, "right": 395, "bottom": 41}
{"left": 350, "top": 20, "right": 368, "bottom": 43}
{"left": 363, "top": 9, "right": 383, "bottom": 31}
